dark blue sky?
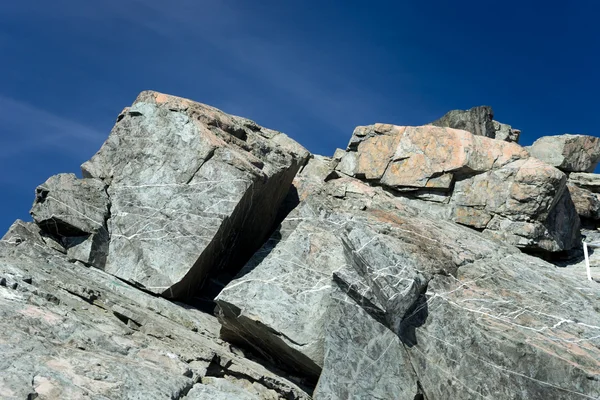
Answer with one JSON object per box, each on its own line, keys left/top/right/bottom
{"left": 1, "top": 1, "right": 599, "bottom": 234}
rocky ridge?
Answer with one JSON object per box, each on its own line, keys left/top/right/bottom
{"left": 1, "top": 93, "right": 599, "bottom": 399}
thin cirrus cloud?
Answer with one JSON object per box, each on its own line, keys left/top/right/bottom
{"left": 0, "top": 95, "right": 105, "bottom": 160}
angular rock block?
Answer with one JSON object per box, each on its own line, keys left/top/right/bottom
{"left": 567, "top": 182, "right": 600, "bottom": 221}
{"left": 0, "top": 219, "right": 311, "bottom": 400}
{"left": 569, "top": 172, "right": 600, "bottom": 192}
{"left": 30, "top": 173, "right": 110, "bottom": 267}
{"left": 335, "top": 123, "right": 578, "bottom": 252}
{"left": 216, "top": 176, "right": 600, "bottom": 400}
{"left": 312, "top": 286, "right": 420, "bottom": 400}
{"left": 430, "top": 105, "right": 521, "bottom": 142}
{"left": 529, "top": 134, "right": 600, "bottom": 172}
{"left": 78, "top": 91, "right": 309, "bottom": 297}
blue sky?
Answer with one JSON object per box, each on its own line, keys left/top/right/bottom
{"left": 1, "top": 0, "right": 599, "bottom": 234}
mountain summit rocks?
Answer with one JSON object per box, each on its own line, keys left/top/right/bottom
{"left": 334, "top": 123, "right": 580, "bottom": 253}
{"left": 2, "top": 93, "right": 599, "bottom": 400}
{"left": 33, "top": 91, "right": 309, "bottom": 298}
{"left": 430, "top": 105, "right": 521, "bottom": 142}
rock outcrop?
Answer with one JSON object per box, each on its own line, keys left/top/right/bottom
{"left": 0, "top": 220, "right": 311, "bottom": 399}
{"left": 430, "top": 105, "right": 521, "bottom": 142}
{"left": 217, "top": 168, "right": 600, "bottom": 399}
{"left": 528, "top": 134, "right": 600, "bottom": 172}
{"left": 2, "top": 92, "right": 599, "bottom": 400}
{"left": 32, "top": 91, "right": 309, "bottom": 298}
{"left": 334, "top": 123, "right": 580, "bottom": 253}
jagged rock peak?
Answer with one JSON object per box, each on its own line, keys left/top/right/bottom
{"left": 430, "top": 105, "right": 521, "bottom": 142}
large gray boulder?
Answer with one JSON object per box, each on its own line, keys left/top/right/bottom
{"left": 335, "top": 123, "right": 580, "bottom": 253}
{"left": 216, "top": 173, "right": 600, "bottom": 399}
{"left": 430, "top": 105, "right": 521, "bottom": 142}
{"left": 528, "top": 134, "right": 600, "bottom": 172}
{"left": 38, "top": 91, "right": 308, "bottom": 298}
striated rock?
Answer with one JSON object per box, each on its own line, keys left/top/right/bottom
{"left": 528, "top": 134, "right": 600, "bottom": 172}
{"left": 430, "top": 105, "right": 521, "bottom": 142}
{"left": 569, "top": 172, "right": 600, "bottom": 193}
{"left": 74, "top": 91, "right": 308, "bottom": 297}
{"left": 335, "top": 123, "right": 579, "bottom": 253}
{"left": 4, "top": 93, "right": 599, "bottom": 400}
{"left": 216, "top": 175, "right": 600, "bottom": 399}
{"left": 312, "top": 286, "right": 420, "bottom": 400}
{"left": 0, "top": 220, "right": 311, "bottom": 399}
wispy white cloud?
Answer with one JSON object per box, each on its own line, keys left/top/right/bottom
{"left": 0, "top": 95, "right": 105, "bottom": 159}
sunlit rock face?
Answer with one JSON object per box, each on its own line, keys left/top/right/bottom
{"left": 34, "top": 91, "right": 310, "bottom": 298}
{"left": 528, "top": 134, "right": 600, "bottom": 173}
{"left": 2, "top": 95, "right": 599, "bottom": 400}
{"left": 217, "top": 170, "right": 600, "bottom": 400}
{"left": 334, "top": 123, "right": 580, "bottom": 253}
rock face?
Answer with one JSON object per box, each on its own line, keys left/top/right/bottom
{"left": 335, "top": 123, "right": 580, "bottom": 253}
{"left": 0, "top": 220, "right": 311, "bottom": 399}
{"left": 36, "top": 91, "right": 309, "bottom": 298}
{"left": 217, "top": 172, "right": 600, "bottom": 399}
{"left": 430, "top": 105, "right": 521, "bottom": 142}
{"left": 528, "top": 134, "right": 600, "bottom": 172}
{"left": 3, "top": 94, "right": 599, "bottom": 400}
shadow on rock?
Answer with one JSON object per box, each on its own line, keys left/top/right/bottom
{"left": 397, "top": 293, "right": 429, "bottom": 347}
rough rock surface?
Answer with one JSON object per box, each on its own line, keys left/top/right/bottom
{"left": 569, "top": 172, "right": 600, "bottom": 192}
{"left": 40, "top": 91, "right": 309, "bottom": 298}
{"left": 528, "top": 134, "right": 600, "bottom": 172}
{"left": 568, "top": 182, "right": 600, "bottom": 221}
{"left": 217, "top": 173, "right": 600, "bottom": 399}
{"left": 430, "top": 105, "right": 521, "bottom": 142}
{"left": 335, "top": 123, "right": 580, "bottom": 253}
{"left": 3, "top": 94, "right": 600, "bottom": 400}
{"left": 29, "top": 173, "right": 110, "bottom": 268}
{"left": 0, "top": 220, "right": 311, "bottom": 399}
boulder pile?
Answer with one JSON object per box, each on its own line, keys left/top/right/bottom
{"left": 1, "top": 93, "right": 599, "bottom": 399}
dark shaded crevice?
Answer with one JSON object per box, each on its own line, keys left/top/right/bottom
{"left": 184, "top": 147, "right": 216, "bottom": 185}
{"left": 215, "top": 302, "right": 321, "bottom": 389}
{"left": 171, "top": 380, "right": 195, "bottom": 400}
{"left": 203, "top": 353, "right": 312, "bottom": 400}
{"left": 398, "top": 284, "right": 430, "bottom": 347}
{"left": 170, "top": 157, "right": 305, "bottom": 303}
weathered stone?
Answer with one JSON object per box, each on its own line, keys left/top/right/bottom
{"left": 334, "top": 122, "right": 580, "bottom": 252}
{"left": 80, "top": 91, "right": 309, "bottom": 297}
{"left": 28, "top": 173, "right": 111, "bottom": 268}
{"left": 494, "top": 120, "right": 521, "bottom": 142}
{"left": 312, "top": 286, "right": 420, "bottom": 400}
{"left": 568, "top": 182, "right": 600, "bottom": 220}
{"left": 0, "top": 219, "right": 311, "bottom": 400}
{"left": 30, "top": 173, "right": 109, "bottom": 237}
{"left": 431, "top": 105, "right": 496, "bottom": 138}
{"left": 569, "top": 172, "right": 600, "bottom": 193}
{"left": 528, "top": 134, "right": 600, "bottom": 172}
{"left": 430, "top": 105, "right": 521, "bottom": 142}
{"left": 216, "top": 175, "right": 600, "bottom": 399}
{"left": 377, "top": 125, "right": 527, "bottom": 189}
